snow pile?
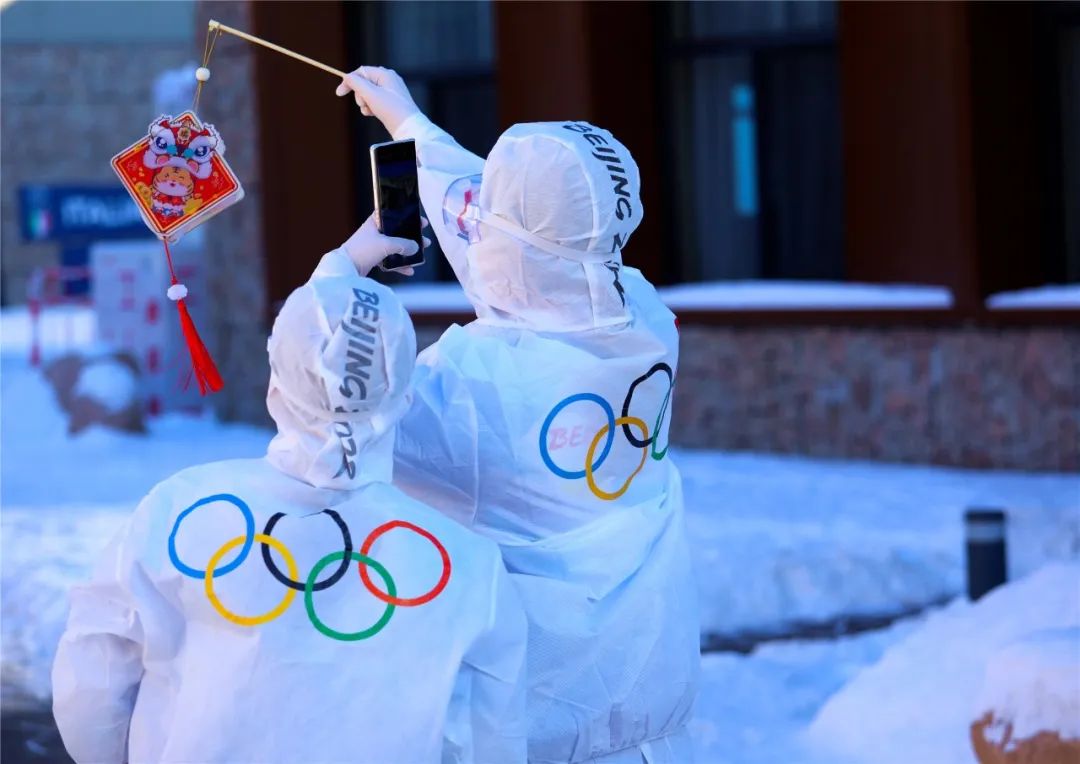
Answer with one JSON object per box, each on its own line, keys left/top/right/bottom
{"left": 804, "top": 563, "right": 1080, "bottom": 764}
{"left": 657, "top": 281, "right": 953, "bottom": 310}
{"left": 986, "top": 284, "right": 1080, "bottom": 310}
{"left": 1, "top": 505, "right": 133, "bottom": 709}
{"left": 382, "top": 280, "right": 959, "bottom": 315}
{"left": 73, "top": 358, "right": 138, "bottom": 414}
{"left": 689, "top": 617, "right": 921, "bottom": 764}
{"left": 0, "top": 305, "right": 98, "bottom": 356}
{"left": 975, "top": 628, "right": 1080, "bottom": 746}
{"left": 153, "top": 64, "right": 199, "bottom": 114}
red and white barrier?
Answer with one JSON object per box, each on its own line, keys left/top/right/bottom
{"left": 26, "top": 265, "right": 94, "bottom": 367}
{"left": 91, "top": 240, "right": 208, "bottom": 415}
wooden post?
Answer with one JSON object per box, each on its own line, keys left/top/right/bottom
{"left": 839, "top": 1, "right": 980, "bottom": 311}
{"left": 839, "top": 2, "right": 1048, "bottom": 311}
{"left": 250, "top": 1, "right": 356, "bottom": 312}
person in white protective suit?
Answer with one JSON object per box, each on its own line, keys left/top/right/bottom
{"left": 337, "top": 68, "right": 701, "bottom": 764}
{"left": 51, "top": 216, "right": 528, "bottom": 764}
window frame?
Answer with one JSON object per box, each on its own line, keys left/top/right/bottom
{"left": 658, "top": 5, "right": 844, "bottom": 285}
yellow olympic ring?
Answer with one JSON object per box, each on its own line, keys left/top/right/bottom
{"left": 205, "top": 534, "right": 298, "bottom": 627}
{"left": 585, "top": 416, "right": 649, "bottom": 501}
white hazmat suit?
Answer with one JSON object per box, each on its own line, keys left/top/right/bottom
{"left": 382, "top": 109, "right": 702, "bottom": 763}
{"left": 52, "top": 246, "right": 527, "bottom": 764}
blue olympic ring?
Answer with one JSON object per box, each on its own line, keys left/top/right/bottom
{"left": 539, "top": 393, "right": 616, "bottom": 480}
{"left": 169, "top": 493, "right": 255, "bottom": 579}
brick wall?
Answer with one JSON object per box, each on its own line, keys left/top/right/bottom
{"left": 416, "top": 321, "right": 1080, "bottom": 472}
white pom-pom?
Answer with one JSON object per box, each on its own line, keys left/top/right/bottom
{"left": 167, "top": 283, "right": 189, "bottom": 301}
{"left": 195, "top": 67, "right": 211, "bottom": 82}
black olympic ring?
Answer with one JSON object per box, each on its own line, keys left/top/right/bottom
{"left": 620, "top": 362, "right": 673, "bottom": 448}
{"left": 261, "top": 509, "right": 353, "bottom": 592}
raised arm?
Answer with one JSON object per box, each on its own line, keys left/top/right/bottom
{"left": 336, "top": 67, "right": 485, "bottom": 295}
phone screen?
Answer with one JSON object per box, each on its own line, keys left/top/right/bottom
{"left": 371, "top": 140, "right": 424, "bottom": 271}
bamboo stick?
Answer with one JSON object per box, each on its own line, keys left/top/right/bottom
{"left": 208, "top": 20, "right": 348, "bottom": 80}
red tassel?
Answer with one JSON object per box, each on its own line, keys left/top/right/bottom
{"left": 174, "top": 295, "right": 223, "bottom": 394}
{"left": 163, "top": 240, "right": 223, "bottom": 395}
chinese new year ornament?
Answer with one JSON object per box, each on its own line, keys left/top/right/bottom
{"left": 110, "top": 111, "right": 241, "bottom": 395}
{"left": 109, "top": 19, "right": 349, "bottom": 396}
{"left": 111, "top": 112, "right": 243, "bottom": 242}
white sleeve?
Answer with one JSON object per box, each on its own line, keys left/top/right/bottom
{"left": 52, "top": 511, "right": 152, "bottom": 764}
{"left": 448, "top": 555, "right": 528, "bottom": 764}
{"left": 392, "top": 113, "right": 485, "bottom": 291}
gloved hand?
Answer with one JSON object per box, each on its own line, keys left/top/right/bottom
{"left": 335, "top": 66, "right": 421, "bottom": 137}
{"left": 341, "top": 213, "right": 430, "bottom": 276}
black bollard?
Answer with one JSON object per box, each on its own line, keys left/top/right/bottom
{"left": 964, "top": 508, "right": 1007, "bottom": 601}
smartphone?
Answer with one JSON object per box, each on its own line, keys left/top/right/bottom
{"left": 370, "top": 139, "right": 424, "bottom": 272}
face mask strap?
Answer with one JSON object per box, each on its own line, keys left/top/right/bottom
{"left": 476, "top": 208, "right": 617, "bottom": 264}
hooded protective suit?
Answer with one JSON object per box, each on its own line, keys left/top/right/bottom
{"left": 391, "top": 115, "right": 701, "bottom": 763}
{"left": 52, "top": 248, "right": 527, "bottom": 764}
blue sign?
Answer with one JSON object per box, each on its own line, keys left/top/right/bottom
{"left": 19, "top": 185, "right": 155, "bottom": 297}
{"left": 19, "top": 184, "right": 151, "bottom": 242}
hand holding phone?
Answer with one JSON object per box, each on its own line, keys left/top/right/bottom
{"left": 341, "top": 214, "right": 424, "bottom": 277}
{"left": 370, "top": 139, "right": 424, "bottom": 272}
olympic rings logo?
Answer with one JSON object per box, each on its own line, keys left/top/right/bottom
{"left": 167, "top": 494, "right": 451, "bottom": 641}
{"left": 539, "top": 362, "right": 674, "bottom": 501}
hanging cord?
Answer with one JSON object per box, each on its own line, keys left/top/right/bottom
{"left": 192, "top": 23, "right": 221, "bottom": 113}
{"left": 166, "top": 24, "right": 224, "bottom": 394}
{"left": 163, "top": 239, "right": 223, "bottom": 395}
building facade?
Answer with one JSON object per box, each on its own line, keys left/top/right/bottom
{"left": 0, "top": 1, "right": 198, "bottom": 305}
{"left": 3, "top": 1, "right": 1077, "bottom": 470}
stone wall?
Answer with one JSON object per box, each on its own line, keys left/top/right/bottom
{"left": 416, "top": 321, "right": 1080, "bottom": 472}
{"left": 673, "top": 324, "right": 1080, "bottom": 472}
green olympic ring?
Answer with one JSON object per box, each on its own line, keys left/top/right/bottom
{"left": 304, "top": 551, "right": 397, "bottom": 642}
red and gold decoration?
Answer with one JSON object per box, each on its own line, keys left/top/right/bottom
{"left": 110, "top": 111, "right": 242, "bottom": 395}
{"left": 111, "top": 112, "right": 243, "bottom": 242}
{"left": 107, "top": 19, "right": 347, "bottom": 396}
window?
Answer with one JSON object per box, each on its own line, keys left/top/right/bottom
{"left": 662, "top": 1, "right": 844, "bottom": 282}
{"left": 345, "top": 1, "right": 498, "bottom": 283}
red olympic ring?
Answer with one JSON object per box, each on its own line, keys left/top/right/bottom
{"left": 359, "top": 520, "right": 451, "bottom": 607}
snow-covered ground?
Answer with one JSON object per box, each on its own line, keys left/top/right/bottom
{"left": 680, "top": 450, "right": 1080, "bottom": 640}
{"left": 2, "top": 306, "right": 1078, "bottom": 763}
